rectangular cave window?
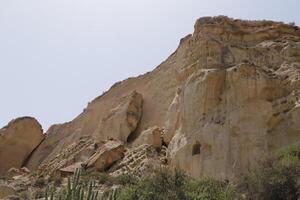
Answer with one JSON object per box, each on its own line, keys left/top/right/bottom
{"left": 192, "top": 143, "right": 201, "bottom": 156}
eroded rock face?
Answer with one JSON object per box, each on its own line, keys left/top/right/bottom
{"left": 109, "top": 144, "right": 167, "bottom": 177}
{"left": 167, "top": 17, "right": 300, "bottom": 179}
{"left": 0, "top": 117, "right": 44, "bottom": 175}
{"left": 93, "top": 91, "right": 143, "bottom": 142}
{"left": 0, "top": 185, "right": 16, "bottom": 199}
{"left": 133, "top": 126, "right": 163, "bottom": 148}
{"left": 23, "top": 16, "right": 300, "bottom": 180}
{"left": 84, "top": 140, "right": 125, "bottom": 171}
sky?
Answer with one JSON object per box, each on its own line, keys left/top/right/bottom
{"left": 0, "top": 0, "right": 299, "bottom": 131}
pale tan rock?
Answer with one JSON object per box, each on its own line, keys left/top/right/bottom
{"left": 59, "top": 162, "right": 83, "bottom": 176}
{"left": 6, "top": 168, "right": 20, "bottom": 179}
{"left": 109, "top": 144, "right": 166, "bottom": 176}
{"left": 24, "top": 16, "right": 300, "bottom": 180}
{"left": 84, "top": 140, "right": 125, "bottom": 171}
{"left": 291, "top": 105, "right": 300, "bottom": 131}
{"left": 0, "top": 185, "right": 16, "bottom": 199}
{"left": 6, "top": 167, "right": 30, "bottom": 179}
{"left": 133, "top": 126, "right": 163, "bottom": 148}
{"left": 35, "top": 137, "right": 97, "bottom": 176}
{"left": 0, "top": 117, "right": 44, "bottom": 176}
{"left": 164, "top": 88, "right": 181, "bottom": 144}
{"left": 93, "top": 91, "right": 143, "bottom": 142}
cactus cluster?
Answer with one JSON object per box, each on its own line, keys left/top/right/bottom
{"left": 45, "top": 169, "right": 118, "bottom": 200}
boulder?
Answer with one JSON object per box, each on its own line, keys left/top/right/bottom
{"left": 6, "top": 167, "right": 30, "bottom": 179}
{"left": 0, "top": 117, "right": 44, "bottom": 176}
{"left": 94, "top": 91, "right": 143, "bottom": 142}
{"left": 133, "top": 126, "right": 163, "bottom": 148}
{"left": 59, "top": 162, "right": 83, "bottom": 176}
{"left": 84, "top": 140, "right": 124, "bottom": 171}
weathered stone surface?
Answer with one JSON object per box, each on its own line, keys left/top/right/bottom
{"left": 35, "top": 137, "right": 97, "bottom": 176}
{"left": 23, "top": 16, "right": 300, "bottom": 180}
{"left": 6, "top": 167, "right": 30, "bottom": 179}
{"left": 93, "top": 91, "right": 143, "bottom": 142}
{"left": 59, "top": 162, "right": 83, "bottom": 176}
{"left": 0, "top": 185, "right": 16, "bottom": 199}
{"left": 84, "top": 140, "right": 125, "bottom": 171}
{"left": 0, "top": 117, "right": 44, "bottom": 176}
{"left": 109, "top": 144, "right": 167, "bottom": 177}
{"left": 133, "top": 126, "right": 163, "bottom": 148}
{"left": 26, "top": 91, "right": 143, "bottom": 170}
{"left": 163, "top": 89, "right": 181, "bottom": 145}
{"left": 167, "top": 17, "right": 300, "bottom": 179}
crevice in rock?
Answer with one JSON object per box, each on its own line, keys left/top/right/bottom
{"left": 21, "top": 137, "right": 45, "bottom": 168}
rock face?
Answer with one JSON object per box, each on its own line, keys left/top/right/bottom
{"left": 133, "top": 126, "right": 163, "bottom": 148}
{"left": 84, "top": 140, "right": 125, "bottom": 171}
{"left": 0, "top": 185, "right": 16, "bottom": 199}
{"left": 0, "top": 117, "right": 44, "bottom": 175}
{"left": 93, "top": 91, "right": 143, "bottom": 142}
{"left": 109, "top": 144, "right": 167, "bottom": 177}
{"left": 22, "top": 16, "right": 300, "bottom": 179}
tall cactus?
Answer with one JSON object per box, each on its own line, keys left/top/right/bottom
{"left": 45, "top": 169, "right": 100, "bottom": 200}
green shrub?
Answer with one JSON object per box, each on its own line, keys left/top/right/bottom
{"left": 185, "top": 178, "right": 236, "bottom": 200}
{"left": 45, "top": 169, "right": 99, "bottom": 200}
{"left": 34, "top": 176, "right": 46, "bottom": 187}
{"left": 112, "top": 173, "right": 138, "bottom": 186}
{"left": 117, "top": 168, "right": 187, "bottom": 200}
{"left": 115, "top": 168, "right": 236, "bottom": 200}
{"left": 49, "top": 174, "right": 62, "bottom": 186}
{"left": 243, "top": 144, "right": 300, "bottom": 200}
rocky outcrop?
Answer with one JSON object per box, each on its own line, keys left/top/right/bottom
{"left": 0, "top": 185, "right": 16, "bottom": 199}
{"left": 93, "top": 91, "right": 143, "bottom": 142}
{"left": 0, "top": 117, "right": 44, "bottom": 175}
{"left": 26, "top": 91, "right": 143, "bottom": 171}
{"left": 36, "top": 136, "right": 97, "bottom": 176}
{"left": 133, "top": 126, "right": 163, "bottom": 148}
{"left": 21, "top": 16, "right": 300, "bottom": 180}
{"left": 167, "top": 17, "right": 300, "bottom": 179}
{"left": 109, "top": 144, "right": 167, "bottom": 177}
{"left": 84, "top": 140, "right": 125, "bottom": 171}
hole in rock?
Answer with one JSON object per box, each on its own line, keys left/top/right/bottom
{"left": 192, "top": 143, "right": 201, "bottom": 156}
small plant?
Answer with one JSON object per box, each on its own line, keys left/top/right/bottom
{"left": 185, "top": 178, "right": 236, "bottom": 200}
{"left": 116, "top": 168, "right": 188, "bottom": 200}
{"left": 113, "top": 173, "right": 138, "bottom": 186}
{"left": 45, "top": 169, "right": 99, "bottom": 200}
{"left": 113, "top": 168, "right": 238, "bottom": 200}
{"left": 81, "top": 170, "right": 114, "bottom": 186}
{"left": 34, "top": 176, "right": 46, "bottom": 187}
{"left": 49, "top": 174, "right": 62, "bottom": 187}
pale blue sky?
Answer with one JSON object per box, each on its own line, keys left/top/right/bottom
{"left": 0, "top": 0, "right": 299, "bottom": 131}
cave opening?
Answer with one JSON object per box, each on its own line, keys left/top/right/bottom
{"left": 192, "top": 142, "right": 201, "bottom": 156}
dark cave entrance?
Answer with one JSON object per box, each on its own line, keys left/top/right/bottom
{"left": 192, "top": 142, "right": 201, "bottom": 156}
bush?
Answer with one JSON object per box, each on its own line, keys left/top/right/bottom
{"left": 81, "top": 170, "right": 114, "bottom": 186}
{"left": 116, "top": 168, "right": 236, "bottom": 200}
{"left": 45, "top": 169, "right": 99, "bottom": 200}
{"left": 243, "top": 144, "right": 300, "bottom": 200}
{"left": 112, "top": 173, "right": 138, "bottom": 186}
{"left": 185, "top": 178, "right": 236, "bottom": 200}
{"left": 34, "top": 176, "right": 46, "bottom": 187}
{"left": 117, "top": 168, "right": 187, "bottom": 200}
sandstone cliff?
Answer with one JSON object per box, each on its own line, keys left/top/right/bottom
{"left": 0, "top": 117, "right": 44, "bottom": 175}
{"left": 4, "top": 16, "right": 300, "bottom": 180}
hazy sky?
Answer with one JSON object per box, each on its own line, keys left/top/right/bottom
{"left": 1, "top": 0, "right": 299, "bottom": 131}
